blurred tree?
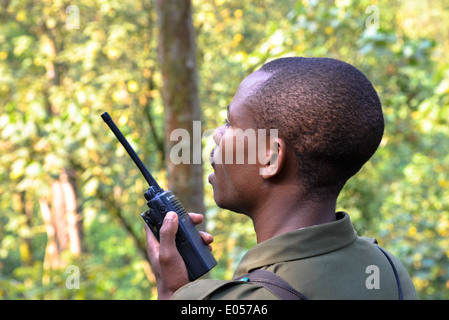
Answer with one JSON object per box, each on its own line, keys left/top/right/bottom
{"left": 0, "top": 0, "right": 161, "bottom": 298}
{"left": 156, "top": 0, "right": 204, "bottom": 216}
{"left": 0, "top": 1, "right": 83, "bottom": 285}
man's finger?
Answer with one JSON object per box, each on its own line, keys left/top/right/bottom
{"left": 199, "top": 231, "right": 214, "bottom": 246}
{"left": 145, "top": 224, "right": 161, "bottom": 278}
{"left": 188, "top": 212, "right": 204, "bottom": 225}
{"left": 158, "top": 211, "right": 180, "bottom": 265}
{"left": 145, "top": 224, "right": 160, "bottom": 255}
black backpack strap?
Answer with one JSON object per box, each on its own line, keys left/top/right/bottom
{"left": 376, "top": 245, "right": 403, "bottom": 300}
{"left": 235, "top": 269, "right": 307, "bottom": 300}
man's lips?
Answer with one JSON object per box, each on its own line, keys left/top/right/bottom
{"left": 210, "top": 148, "right": 216, "bottom": 170}
{"left": 208, "top": 148, "right": 216, "bottom": 185}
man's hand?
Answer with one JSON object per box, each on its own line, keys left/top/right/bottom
{"left": 145, "top": 211, "right": 213, "bottom": 300}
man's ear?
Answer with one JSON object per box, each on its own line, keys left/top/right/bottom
{"left": 259, "top": 138, "right": 286, "bottom": 179}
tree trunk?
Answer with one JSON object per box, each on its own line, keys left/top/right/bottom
{"left": 40, "top": 169, "right": 83, "bottom": 275}
{"left": 156, "top": 0, "right": 205, "bottom": 216}
{"left": 38, "top": 24, "right": 83, "bottom": 274}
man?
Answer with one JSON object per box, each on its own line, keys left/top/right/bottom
{"left": 145, "top": 57, "right": 418, "bottom": 299}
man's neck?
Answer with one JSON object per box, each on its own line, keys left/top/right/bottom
{"left": 250, "top": 187, "right": 338, "bottom": 243}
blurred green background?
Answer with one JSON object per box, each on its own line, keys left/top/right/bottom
{"left": 1, "top": 0, "right": 448, "bottom": 299}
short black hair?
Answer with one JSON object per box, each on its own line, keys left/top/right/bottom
{"left": 247, "top": 57, "right": 384, "bottom": 196}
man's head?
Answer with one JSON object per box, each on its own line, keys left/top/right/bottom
{"left": 209, "top": 57, "right": 384, "bottom": 214}
{"left": 246, "top": 57, "right": 384, "bottom": 196}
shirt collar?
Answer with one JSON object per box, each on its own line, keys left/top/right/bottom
{"left": 233, "top": 212, "right": 357, "bottom": 278}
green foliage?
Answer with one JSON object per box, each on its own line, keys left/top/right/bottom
{"left": 1, "top": 0, "right": 448, "bottom": 299}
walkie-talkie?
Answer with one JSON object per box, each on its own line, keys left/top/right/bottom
{"left": 101, "top": 112, "right": 217, "bottom": 281}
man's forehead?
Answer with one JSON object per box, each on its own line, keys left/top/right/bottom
{"left": 239, "top": 70, "right": 271, "bottom": 93}
{"left": 229, "top": 70, "right": 271, "bottom": 114}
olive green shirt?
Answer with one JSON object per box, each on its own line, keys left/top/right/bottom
{"left": 171, "top": 212, "right": 418, "bottom": 300}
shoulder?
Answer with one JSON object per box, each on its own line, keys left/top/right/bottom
{"left": 371, "top": 244, "right": 418, "bottom": 300}
{"left": 269, "top": 236, "right": 418, "bottom": 300}
{"left": 358, "top": 237, "right": 417, "bottom": 299}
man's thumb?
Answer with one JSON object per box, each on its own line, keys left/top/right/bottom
{"left": 159, "top": 211, "right": 178, "bottom": 249}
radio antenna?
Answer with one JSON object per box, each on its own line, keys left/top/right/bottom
{"left": 101, "top": 112, "right": 162, "bottom": 192}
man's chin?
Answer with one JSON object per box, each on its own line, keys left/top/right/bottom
{"left": 208, "top": 173, "right": 244, "bottom": 214}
